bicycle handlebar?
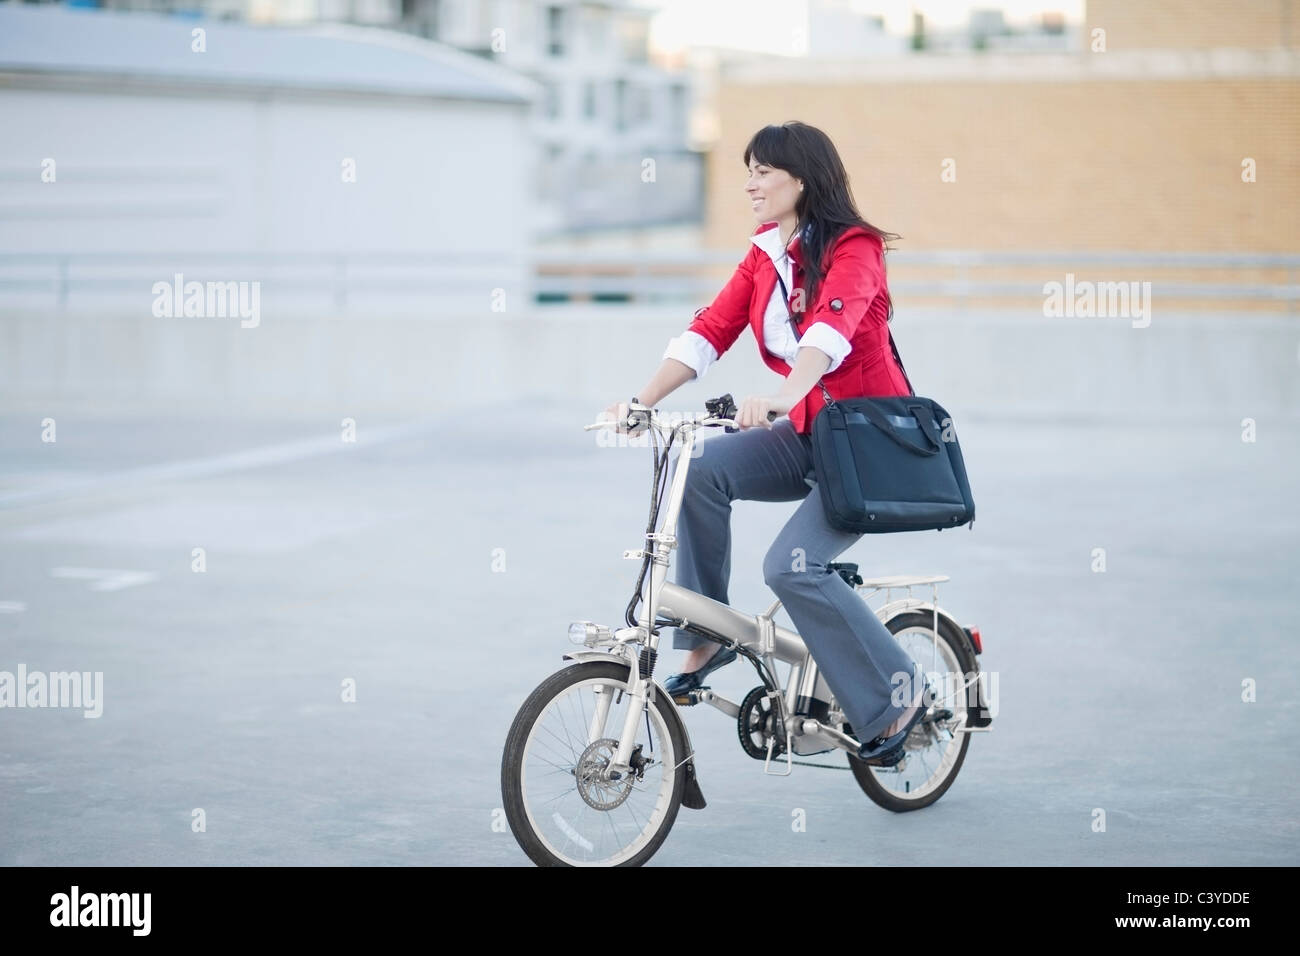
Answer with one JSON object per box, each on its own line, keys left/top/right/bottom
{"left": 585, "top": 393, "right": 778, "bottom": 433}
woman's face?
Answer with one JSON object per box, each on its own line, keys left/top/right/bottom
{"left": 745, "top": 159, "right": 801, "bottom": 223}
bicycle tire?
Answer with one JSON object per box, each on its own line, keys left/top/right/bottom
{"left": 846, "top": 611, "right": 979, "bottom": 812}
{"left": 501, "top": 660, "right": 688, "bottom": 866}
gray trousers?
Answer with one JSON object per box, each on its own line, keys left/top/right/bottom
{"left": 661, "top": 418, "right": 922, "bottom": 744}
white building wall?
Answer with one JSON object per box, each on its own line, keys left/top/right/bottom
{"left": 0, "top": 83, "right": 535, "bottom": 313}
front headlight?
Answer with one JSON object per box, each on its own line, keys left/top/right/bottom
{"left": 568, "top": 621, "right": 614, "bottom": 646}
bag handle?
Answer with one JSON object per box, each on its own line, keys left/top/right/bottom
{"left": 855, "top": 401, "right": 942, "bottom": 456}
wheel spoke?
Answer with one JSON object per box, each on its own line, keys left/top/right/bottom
{"left": 604, "top": 803, "right": 624, "bottom": 849}
{"left": 529, "top": 728, "right": 581, "bottom": 765}
{"left": 553, "top": 698, "right": 582, "bottom": 763}
{"left": 623, "top": 793, "right": 645, "bottom": 834}
{"left": 525, "top": 750, "right": 575, "bottom": 775}
{"left": 538, "top": 717, "right": 581, "bottom": 764}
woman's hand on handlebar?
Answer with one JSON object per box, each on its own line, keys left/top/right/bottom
{"left": 600, "top": 400, "right": 648, "bottom": 436}
{"left": 736, "top": 394, "right": 792, "bottom": 430}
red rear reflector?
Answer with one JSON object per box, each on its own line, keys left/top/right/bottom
{"left": 966, "top": 625, "right": 982, "bottom": 654}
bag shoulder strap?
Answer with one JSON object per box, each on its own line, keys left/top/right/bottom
{"left": 887, "top": 329, "right": 916, "bottom": 397}
{"left": 777, "top": 270, "right": 916, "bottom": 401}
{"left": 775, "top": 271, "right": 834, "bottom": 407}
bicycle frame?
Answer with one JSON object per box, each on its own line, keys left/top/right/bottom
{"left": 495, "top": 401, "right": 992, "bottom": 867}
{"left": 575, "top": 403, "right": 982, "bottom": 777}
{"left": 578, "top": 406, "right": 863, "bottom": 775}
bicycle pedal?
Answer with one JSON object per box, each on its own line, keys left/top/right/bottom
{"left": 858, "top": 746, "right": 906, "bottom": 768}
{"left": 670, "top": 687, "right": 708, "bottom": 706}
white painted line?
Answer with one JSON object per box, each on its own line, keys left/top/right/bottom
{"left": 0, "top": 417, "right": 441, "bottom": 510}
{"left": 50, "top": 567, "right": 160, "bottom": 592}
{"left": 0, "top": 600, "right": 25, "bottom": 613}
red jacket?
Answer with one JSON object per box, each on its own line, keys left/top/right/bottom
{"left": 683, "top": 220, "right": 912, "bottom": 434}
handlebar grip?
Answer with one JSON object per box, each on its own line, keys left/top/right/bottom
{"left": 724, "top": 410, "right": 780, "bottom": 433}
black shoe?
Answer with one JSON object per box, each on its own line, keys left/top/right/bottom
{"left": 856, "top": 680, "right": 931, "bottom": 766}
{"left": 662, "top": 645, "right": 739, "bottom": 701}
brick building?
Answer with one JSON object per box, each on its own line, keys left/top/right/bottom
{"left": 705, "top": 0, "right": 1299, "bottom": 310}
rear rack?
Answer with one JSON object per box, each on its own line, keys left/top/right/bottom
{"left": 826, "top": 563, "right": 948, "bottom": 603}
{"left": 854, "top": 573, "right": 949, "bottom": 589}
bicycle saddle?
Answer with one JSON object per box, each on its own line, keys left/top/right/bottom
{"left": 826, "top": 562, "right": 863, "bottom": 587}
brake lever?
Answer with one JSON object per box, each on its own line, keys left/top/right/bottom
{"left": 705, "top": 394, "right": 778, "bottom": 433}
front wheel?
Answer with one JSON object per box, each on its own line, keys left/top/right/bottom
{"left": 845, "top": 611, "right": 979, "bottom": 812}
{"left": 500, "top": 661, "right": 688, "bottom": 866}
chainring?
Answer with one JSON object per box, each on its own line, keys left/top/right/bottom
{"left": 737, "top": 686, "right": 786, "bottom": 761}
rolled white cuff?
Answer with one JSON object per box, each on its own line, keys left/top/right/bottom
{"left": 662, "top": 330, "right": 719, "bottom": 379}
{"left": 797, "top": 322, "right": 852, "bottom": 374}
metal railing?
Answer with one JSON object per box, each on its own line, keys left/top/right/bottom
{"left": 0, "top": 251, "right": 524, "bottom": 309}
{"left": 531, "top": 249, "right": 1300, "bottom": 307}
{"left": 0, "top": 249, "right": 1296, "bottom": 309}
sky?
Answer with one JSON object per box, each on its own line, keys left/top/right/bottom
{"left": 641, "top": 0, "right": 1086, "bottom": 55}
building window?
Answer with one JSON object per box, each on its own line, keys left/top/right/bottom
{"left": 546, "top": 6, "right": 566, "bottom": 56}
{"left": 583, "top": 80, "right": 597, "bottom": 120}
{"left": 401, "top": 0, "right": 440, "bottom": 40}
{"left": 614, "top": 77, "right": 627, "bottom": 131}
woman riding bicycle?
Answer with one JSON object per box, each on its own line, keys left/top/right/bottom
{"left": 602, "top": 121, "right": 929, "bottom": 766}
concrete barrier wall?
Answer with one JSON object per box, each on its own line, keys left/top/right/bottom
{"left": 2, "top": 306, "right": 1296, "bottom": 424}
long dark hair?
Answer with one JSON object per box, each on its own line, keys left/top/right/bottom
{"left": 743, "top": 121, "right": 902, "bottom": 321}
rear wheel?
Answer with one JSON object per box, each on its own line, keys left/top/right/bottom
{"left": 501, "top": 661, "right": 687, "bottom": 866}
{"left": 844, "top": 611, "right": 978, "bottom": 812}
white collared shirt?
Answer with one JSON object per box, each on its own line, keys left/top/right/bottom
{"left": 662, "top": 223, "right": 852, "bottom": 379}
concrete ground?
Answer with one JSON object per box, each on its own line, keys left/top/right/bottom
{"left": 1, "top": 396, "right": 1297, "bottom": 865}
